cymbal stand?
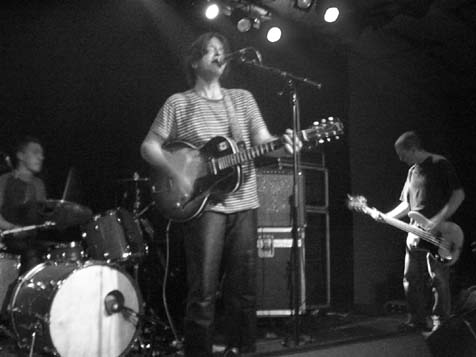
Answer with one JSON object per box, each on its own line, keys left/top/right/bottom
{"left": 28, "top": 321, "right": 41, "bottom": 357}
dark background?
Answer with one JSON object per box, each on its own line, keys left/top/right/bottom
{"left": 1, "top": 0, "right": 475, "bottom": 312}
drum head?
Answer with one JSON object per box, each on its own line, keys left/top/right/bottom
{"left": 49, "top": 263, "right": 141, "bottom": 357}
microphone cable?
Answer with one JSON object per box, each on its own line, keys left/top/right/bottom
{"left": 162, "top": 219, "right": 180, "bottom": 343}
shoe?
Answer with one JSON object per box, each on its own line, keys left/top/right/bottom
{"left": 430, "top": 315, "right": 446, "bottom": 332}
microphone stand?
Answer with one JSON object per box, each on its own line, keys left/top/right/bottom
{"left": 243, "top": 56, "right": 322, "bottom": 347}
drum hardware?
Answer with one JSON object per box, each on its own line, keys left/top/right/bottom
{"left": 115, "top": 172, "right": 150, "bottom": 217}
{"left": 27, "top": 320, "right": 41, "bottom": 357}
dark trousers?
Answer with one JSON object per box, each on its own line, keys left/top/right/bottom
{"left": 183, "top": 209, "right": 257, "bottom": 357}
{"left": 403, "top": 247, "right": 451, "bottom": 325}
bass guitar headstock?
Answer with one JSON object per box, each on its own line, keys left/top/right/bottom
{"left": 346, "top": 194, "right": 370, "bottom": 214}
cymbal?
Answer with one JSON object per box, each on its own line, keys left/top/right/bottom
{"left": 115, "top": 177, "right": 149, "bottom": 183}
{"left": 36, "top": 199, "right": 93, "bottom": 228}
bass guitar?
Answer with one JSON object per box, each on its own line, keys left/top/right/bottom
{"left": 150, "top": 118, "right": 343, "bottom": 222}
{"left": 347, "top": 195, "right": 464, "bottom": 265}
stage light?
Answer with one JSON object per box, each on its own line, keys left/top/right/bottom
{"left": 237, "top": 17, "right": 252, "bottom": 32}
{"left": 266, "top": 26, "right": 282, "bottom": 42}
{"left": 295, "top": 0, "right": 315, "bottom": 10}
{"left": 204, "top": 2, "right": 220, "bottom": 20}
{"left": 323, "top": 7, "right": 339, "bottom": 22}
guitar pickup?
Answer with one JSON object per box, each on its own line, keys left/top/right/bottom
{"left": 209, "top": 158, "right": 219, "bottom": 176}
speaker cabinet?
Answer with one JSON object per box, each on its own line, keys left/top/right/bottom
{"left": 304, "top": 211, "right": 331, "bottom": 309}
{"left": 256, "top": 227, "right": 306, "bottom": 316}
{"left": 256, "top": 169, "right": 305, "bottom": 227}
{"left": 256, "top": 163, "right": 331, "bottom": 313}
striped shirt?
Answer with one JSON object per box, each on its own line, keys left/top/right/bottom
{"left": 150, "top": 88, "right": 268, "bottom": 214}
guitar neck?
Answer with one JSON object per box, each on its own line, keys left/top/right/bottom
{"left": 214, "top": 119, "right": 343, "bottom": 171}
{"left": 216, "top": 138, "right": 282, "bottom": 170}
{"left": 377, "top": 211, "right": 433, "bottom": 242}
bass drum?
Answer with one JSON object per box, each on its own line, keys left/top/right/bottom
{"left": 9, "top": 261, "right": 142, "bottom": 357}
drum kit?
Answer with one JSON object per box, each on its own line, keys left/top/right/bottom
{"left": 0, "top": 173, "right": 179, "bottom": 357}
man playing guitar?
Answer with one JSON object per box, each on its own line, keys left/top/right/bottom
{"left": 141, "top": 32, "right": 301, "bottom": 357}
{"left": 372, "top": 131, "right": 465, "bottom": 332}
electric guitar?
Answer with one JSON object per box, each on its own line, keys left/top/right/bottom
{"left": 150, "top": 118, "right": 344, "bottom": 222}
{"left": 347, "top": 195, "right": 464, "bottom": 265}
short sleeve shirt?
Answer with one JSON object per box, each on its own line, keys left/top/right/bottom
{"left": 400, "top": 155, "right": 462, "bottom": 219}
{"left": 149, "top": 88, "right": 268, "bottom": 213}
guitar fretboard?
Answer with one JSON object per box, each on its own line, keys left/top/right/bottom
{"left": 376, "top": 211, "right": 449, "bottom": 250}
{"left": 216, "top": 140, "right": 281, "bottom": 170}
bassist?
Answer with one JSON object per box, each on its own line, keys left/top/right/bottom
{"left": 141, "top": 32, "right": 300, "bottom": 357}
{"left": 373, "top": 131, "right": 464, "bottom": 333}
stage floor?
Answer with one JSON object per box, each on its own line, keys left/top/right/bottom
{"left": 0, "top": 311, "right": 432, "bottom": 356}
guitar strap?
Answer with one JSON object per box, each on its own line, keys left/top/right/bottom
{"left": 223, "top": 91, "right": 246, "bottom": 150}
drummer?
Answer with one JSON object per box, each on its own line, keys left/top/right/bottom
{"left": 0, "top": 136, "right": 47, "bottom": 274}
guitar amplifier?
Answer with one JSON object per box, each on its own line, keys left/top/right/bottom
{"left": 256, "top": 169, "right": 305, "bottom": 227}
{"left": 256, "top": 227, "right": 306, "bottom": 316}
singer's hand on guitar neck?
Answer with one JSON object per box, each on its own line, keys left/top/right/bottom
{"left": 282, "top": 129, "right": 303, "bottom": 155}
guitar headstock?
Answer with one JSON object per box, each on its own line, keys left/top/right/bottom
{"left": 43, "top": 220, "right": 57, "bottom": 228}
{"left": 346, "top": 194, "right": 370, "bottom": 213}
{"left": 304, "top": 117, "right": 344, "bottom": 145}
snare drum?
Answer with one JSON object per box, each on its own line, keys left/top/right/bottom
{"left": 82, "top": 208, "right": 145, "bottom": 262}
{"left": 46, "top": 241, "right": 85, "bottom": 263}
{"left": 9, "top": 261, "right": 142, "bottom": 357}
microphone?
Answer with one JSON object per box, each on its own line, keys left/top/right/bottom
{"left": 217, "top": 47, "right": 259, "bottom": 66}
{"left": 104, "top": 290, "right": 140, "bottom": 324}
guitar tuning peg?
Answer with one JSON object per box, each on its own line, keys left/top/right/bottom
{"left": 313, "top": 121, "right": 319, "bottom": 126}
{"left": 321, "top": 118, "right": 327, "bottom": 123}
{"left": 328, "top": 116, "right": 334, "bottom": 121}
{"left": 335, "top": 136, "right": 340, "bottom": 140}
{"left": 326, "top": 137, "right": 331, "bottom": 142}
{"left": 318, "top": 139, "right": 325, "bottom": 144}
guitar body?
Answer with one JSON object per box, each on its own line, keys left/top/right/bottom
{"left": 407, "top": 211, "right": 464, "bottom": 265}
{"left": 150, "top": 136, "right": 242, "bottom": 222}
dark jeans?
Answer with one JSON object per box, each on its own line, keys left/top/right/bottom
{"left": 182, "top": 209, "right": 257, "bottom": 357}
{"left": 403, "top": 247, "right": 450, "bottom": 325}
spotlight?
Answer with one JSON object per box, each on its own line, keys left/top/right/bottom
{"left": 204, "top": 2, "right": 220, "bottom": 20}
{"left": 295, "top": 0, "right": 315, "bottom": 10}
{"left": 237, "top": 17, "right": 252, "bottom": 32}
{"left": 323, "top": 7, "right": 340, "bottom": 22}
{"left": 266, "top": 26, "right": 282, "bottom": 43}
